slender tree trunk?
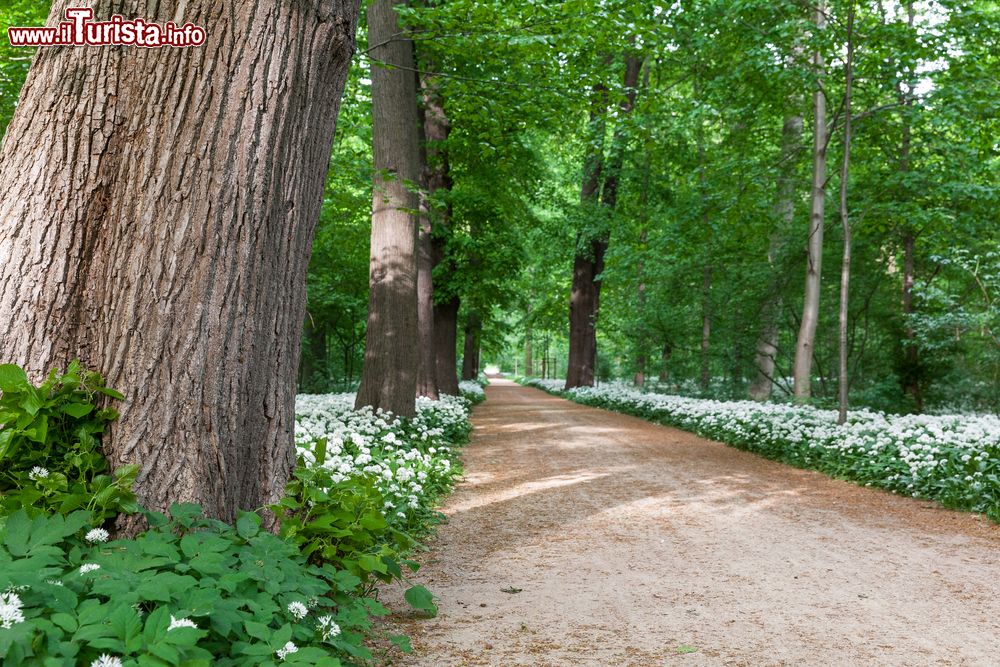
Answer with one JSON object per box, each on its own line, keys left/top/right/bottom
{"left": 414, "top": 73, "right": 437, "bottom": 399}
{"left": 0, "top": 0, "right": 360, "bottom": 521}
{"left": 634, "top": 226, "right": 648, "bottom": 388}
{"left": 898, "top": 1, "right": 922, "bottom": 412}
{"left": 461, "top": 312, "right": 481, "bottom": 381}
{"left": 749, "top": 112, "right": 803, "bottom": 400}
{"left": 524, "top": 304, "right": 534, "bottom": 376}
{"left": 659, "top": 342, "right": 672, "bottom": 384}
{"left": 697, "top": 109, "right": 712, "bottom": 393}
{"left": 701, "top": 266, "right": 712, "bottom": 392}
{"left": 356, "top": 0, "right": 420, "bottom": 417}
{"left": 838, "top": 3, "right": 855, "bottom": 425}
{"left": 793, "top": 0, "right": 828, "bottom": 402}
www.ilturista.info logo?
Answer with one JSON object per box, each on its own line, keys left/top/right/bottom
{"left": 7, "top": 7, "right": 206, "bottom": 48}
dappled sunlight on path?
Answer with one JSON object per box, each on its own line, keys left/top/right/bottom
{"left": 382, "top": 380, "right": 1000, "bottom": 666}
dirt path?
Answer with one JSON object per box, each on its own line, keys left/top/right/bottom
{"left": 383, "top": 380, "right": 1000, "bottom": 666}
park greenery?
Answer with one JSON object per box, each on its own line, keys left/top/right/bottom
{"left": 0, "top": 0, "right": 998, "bottom": 663}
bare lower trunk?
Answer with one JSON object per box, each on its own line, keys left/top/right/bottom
{"left": 356, "top": 0, "right": 420, "bottom": 418}
{"left": 461, "top": 312, "right": 481, "bottom": 381}
{"left": 524, "top": 312, "right": 534, "bottom": 377}
{"left": 793, "top": 0, "right": 828, "bottom": 403}
{"left": 659, "top": 342, "right": 672, "bottom": 384}
{"left": 415, "top": 213, "right": 437, "bottom": 398}
{"left": 838, "top": 3, "right": 855, "bottom": 425}
{"left": 0, "top": 0, "right": 359, "bottom": 521}
{"left": 749, "top": 113, "right": 803, "bottom": 401}
{"left": 433, "top": 296, "right": 460, "bottom": 395}
{"left": 700, "top": 266, "right": 712, "bottom": 392}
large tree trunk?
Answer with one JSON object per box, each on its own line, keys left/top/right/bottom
{"left": 419, "top": 68, "right": 457, "bottom": 396}
{"left": 461, "top": 311, "right": 481, "bottom": 381}
{"left": 355, "top": 0, "right": 420, "bottom": 417}
{"left": 749, "top": 113, "right": 803, "bottom": 401}
{"left": 566, "top": 55, "right": 641, "bottom": 390}
{"left": 565, "top": 86, "right": 606, "bottom": 390}
{"left": 433, "top": 295, "right": 460, "bottom": 394}
{"left": 0, "top": 0, "right": 360, "bottom": 521}
{"left": 838, "top": 3, "right": 855, "bottom": 425}
{"left": 793, "top": 0, "right": 828, "bottom": 402}
{"left": 659, "top": 342, "right": 672, "bottom": 384}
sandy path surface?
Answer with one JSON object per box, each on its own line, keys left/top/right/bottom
{"left": 382, "top": 379, "right": 1000, "bottom": 666}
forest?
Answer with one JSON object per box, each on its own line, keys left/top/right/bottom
{"left": 0, "top": 0, "right": 998, "bottom": 665}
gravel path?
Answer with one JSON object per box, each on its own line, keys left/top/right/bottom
{"left": 383, "top": 379, "right": 1000, "bottom": 666}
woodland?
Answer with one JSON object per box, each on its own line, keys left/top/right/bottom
{"left": 0, "top": 0, "right": 998, "bottom": 665}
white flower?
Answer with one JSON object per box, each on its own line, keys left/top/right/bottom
{"left": 287, "top": 601, "right": 308, "bottom": 619}
{"left": 85, "top": 528, "right": 110, "bottom": 543}
{"left": 276, "top": 641, "right": 299, "bottom": 660}
{"left": 168, "top": 615, "right": 198, "bottom": 631}
{"left": 0, "top": 592, "right": 26, "bottom": 629}
{"left": 318, "top": 615, "right": 341, "bottom": 640}
{"left": 28, "top": 466, "right": 49, "bottom": 480}
{"left": 79, "top": 563, "right": 101, "bottom": 574}
{"left": 90, "top": 656, "right": 124, "bottom": 667}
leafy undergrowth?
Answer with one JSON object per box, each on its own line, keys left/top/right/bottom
{"left": 0, "top": 363, "right": 484, "bottom": 666}
{"left": 522, "top": 378, "right": 1000, "bottom": 522}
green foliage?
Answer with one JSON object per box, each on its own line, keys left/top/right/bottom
{"left": 0, "top": 504, "right": 383, "bottom": 665}
{"left": 275, "top": 467, "right": 416, "bottom": 592}
{"left": 0, "top": 362, "right": 138, "bottom": 522}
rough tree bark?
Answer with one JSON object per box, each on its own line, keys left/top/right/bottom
{"left": 793, "top": 0, "right": 828, "bottom": 402}
{"left": 566, "top": 55, "right": 641, "bottom": 389}
{"left": 0, "top": 0, "right": 360, "bottom": 521}
{"left": 461, "top": 311, "right": 481, "bottom": 381}
{"left": 838, "top": 3, "right": 855, "bottom": 425}
{"left": 420, "top": 67, "right": 459, "bottom": 396}
{"left": 748, "top": 112, "right": 803, "bottom": 401}
{"left": 355, "top": 0, "right": 420, "bottom": 417}
{"left": 414, "top": 71, "right": 438, "bottom": 400}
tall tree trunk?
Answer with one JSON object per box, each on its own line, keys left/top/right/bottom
{"left": 898, "top": 1, "right": 922, "bottom": 412}
{"left": 634, "top": 226, "right": 648, "bottom": 388}
{"left": 433, "top": 296, "right": 460, "bottom": 394}
{"left": 565, "top": 81, "right": 607, "bottom": 390}
{"left": 420, "top": 66, "right": 457, "bottom": 396}
{"left": 300, "top": 316, "right": 329, "bottom": 392}
{"left": 659, "top": 342, "right": 672, "bottom": 384}
{"left": 566, "top": 55, "right": 641, "bottom": 390}
{"left": 700, "top": 266, "right": 712, "bottom": 392}
{"left": 524, "top": 303, "right": 534, "bottom": 376}
{"left": 793, "top": 0, "right": 828, "bottom": 403}
{"left": 461, "top": 311, "right": 481, "bottom": 381}
{"left": 414, "top": 73, "right": 437, "bottom": 399}
{"left": 356, "top": 0, "right": 420, "bottom": 417}
{"left": 749, "top": 112, "right": 803, "bottom": 401}
{"left": 0, "top": 0, "right": 360, "bottom": 521}
{"left": 838, "top": 3, "right": 855, "bottom": 425}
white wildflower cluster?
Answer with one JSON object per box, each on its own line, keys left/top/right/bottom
{"left": 294, "top": 391, "right": 472, "bottom": 518}
{"left": 0, "top": 591, "right": 25, "bottom": 629}
{"left": 90, "top": 655, "right": 123, "bottom": 667}
{"left": 287, "top": 601, "right": 308, "bottom": 619}
{"left": 457, "top": 380, "right": 486, "bottom": 401}
{"left": 28, "top": 466, "right": 49, "bottom": 481}
{"left": 317, "top": 615, "right": 341, "bottom": 640}
{"left": 78, "top": 563, "right": 101, "bottom": 575}
{"left": 527, "top": 380, "right": 1000, "bottom": 512}
{"left": 276, "top": 641, "right": 298, "bottom": 660}
{"left": 85, "top": 528, "right": 110, "bottom": 543}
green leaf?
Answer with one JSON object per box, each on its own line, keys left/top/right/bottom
{"left": 0, "top": 364, "right": 28, "bottom": 392}
{"left": 404, "top": 584, "right": 438, "bottom": 617}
